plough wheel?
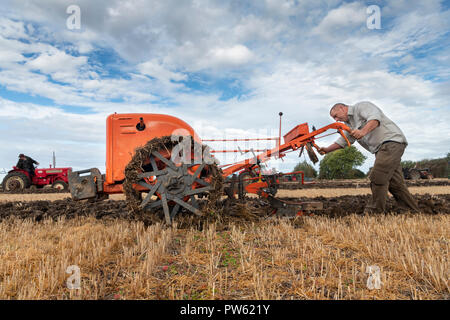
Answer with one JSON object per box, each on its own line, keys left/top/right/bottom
{"left": 123, "top": 136, "right": 223, "bottom": 224}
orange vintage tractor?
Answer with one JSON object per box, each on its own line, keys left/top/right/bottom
{"left": 68, "top": 113, "right": 351, "bottom": 224}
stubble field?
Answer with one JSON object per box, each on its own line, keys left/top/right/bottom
{"left": 0, "top": 181, "right": 448, "bottom": 300}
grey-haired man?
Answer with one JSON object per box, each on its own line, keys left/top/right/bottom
{"left": 319, "top": 101, "right": 419, "bottom": 213}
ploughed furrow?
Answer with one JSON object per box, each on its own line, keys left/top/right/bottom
{"left": 0, "top": 194, "right": 448, "bottom": 228}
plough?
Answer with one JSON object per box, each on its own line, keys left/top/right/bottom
{"left": 68, "top": 113, "right": 351, "bottom": 224}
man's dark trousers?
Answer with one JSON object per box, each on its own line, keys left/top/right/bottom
{"left": 367, "top": 142, "right": 420, "bottom": 213}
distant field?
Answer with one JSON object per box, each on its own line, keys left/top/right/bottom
{"left": 0, "top": 193, "right": 123, "bottom": 202}
{"left": 276, "top": 186, "right": 450, "bottom": 198}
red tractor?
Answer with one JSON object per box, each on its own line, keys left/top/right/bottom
{"left": 2, "top": 166, "right": 72, "bottom": 191}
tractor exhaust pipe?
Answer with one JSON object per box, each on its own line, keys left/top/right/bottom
{"left": 277, "top": 112, "right": 283, "bottom": 157}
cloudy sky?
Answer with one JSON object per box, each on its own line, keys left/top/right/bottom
{"left": 0, "top": 0, "right": 449, "bottom": 177}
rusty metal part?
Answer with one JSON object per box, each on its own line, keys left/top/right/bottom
{"left": 223, "top": 174, "right": 238, "bottom": 200}
{"left": 238, "top": 171, "right": 256, "bottom": 200}
{"left": 306, "top": 142, "right": 319, "bottom": 164}
{"left": 68, "top": 168, "right": 104, "bottom": 200}
{"left": 138, "top": 155, "right": 212, "bottom": 223}
{"left": 267, "top": 195, "right": 323, "bottom": 217}
{"left": 298, "top": 145, "right": 305, "bottom": 158}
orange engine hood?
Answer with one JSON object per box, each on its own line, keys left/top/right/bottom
{"left": 105, "top": 113, "right": 200, "bottom": 184}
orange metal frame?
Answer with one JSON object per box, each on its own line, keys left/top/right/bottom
{"left": 103, "top": 113, "right": 201, "bottom": 194}
{"left": 238, "top": 170, "right": 305, "bottom": 198}
{"left": 220, "top": 122, "right": 351, "bottom": 177}
{"left": 102, "top": 113, "right": 351, "bottom": 195}
{"left": 105, "top": 113, "right": 200, "bottom": 184}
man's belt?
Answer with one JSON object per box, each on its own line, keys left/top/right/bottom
{"left": 381, "top": 140, "right": 405, "bottom": 145}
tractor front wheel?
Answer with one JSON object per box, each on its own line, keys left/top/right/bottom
{"left": 52, "top": 180, "right": 68, "bottom": 191}
{"left": 2, "top": 172, "right": 31, "bottom": 191}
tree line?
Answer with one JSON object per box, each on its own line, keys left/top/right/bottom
{"left": 401, "top": 153, "right": 449, "bottom": 178}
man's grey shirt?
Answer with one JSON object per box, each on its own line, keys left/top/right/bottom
{"left": 335, "top": 101, "right": 407, "bottom": 154}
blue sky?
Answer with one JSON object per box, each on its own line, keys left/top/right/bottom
{"left": 0, "top": 0, "right": 449, "bottom": 176}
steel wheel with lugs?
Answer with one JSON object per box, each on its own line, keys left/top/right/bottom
{"left": 124, "top": 136, "right": 223, "bottom": 224}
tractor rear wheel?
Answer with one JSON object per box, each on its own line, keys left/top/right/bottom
{"left": 52, "top": 180, "right": 68, "bottom": 190}
{"left": 123, "top": 136, "right": 223, "bottom": 225}
{"left": 2, "top": 172, "right": 31, "bottom": 191}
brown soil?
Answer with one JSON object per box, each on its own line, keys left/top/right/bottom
{"left": 296, "top": 194, "right": 450, "bottom": 217}
{"left": 1, "top": 194, "right": 448, "bottom": 228}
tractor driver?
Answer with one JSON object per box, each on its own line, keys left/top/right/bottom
{"left": 16, "top": 154, "right": 39, "bottom": 178}
{"left": 318, "top": 101, "right": 420, "bottom": 213}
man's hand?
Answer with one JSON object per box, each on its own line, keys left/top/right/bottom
{"left": 317, "top": 143, "right": 343, "bottom": 155}
{"left": 350, "top": 129, "right": 365, "bottom": 140}
{"left": 351, "top": 120, "right": 380, "bottom": 140}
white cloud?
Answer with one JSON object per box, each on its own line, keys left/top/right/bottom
{"left": 312, "top": 2, "right": 366, "bottom": 39}
{"left": 0, "top": 16, "right": 27, "bottom": 38}
{"left": 0, "top": 97, "right": 106, "bottom": 170}
{"left": 232, "top": 15, "right": 285, "bottom": 43}
{"left": 206, "top": 45, "right": 255, "bottom": 67}
{"left": 138, "top": 60, "right": 187, "bottom": 82}
{"left": 26, "top": 50, "right": 88, "bottom": 82}
{"left": 345, "top": 10, "right": 450, "bottom": 59}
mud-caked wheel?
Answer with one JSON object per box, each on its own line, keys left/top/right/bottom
{"left": 2, "top": 172, "right": 31, "bottom": 191}
{"left": 52, "top": 180, "right": 68, "bottom": 191}
{"left": 124, "top": 136, "right": 223, "bottom": 224}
